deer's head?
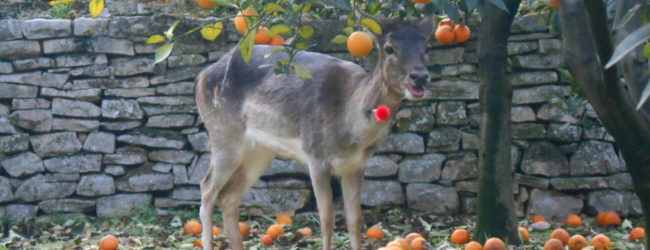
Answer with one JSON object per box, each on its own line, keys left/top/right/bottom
{"left": 376, "top": 18, "right": 434, "bottom": 100}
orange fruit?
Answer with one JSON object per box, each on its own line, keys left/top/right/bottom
{"left": 269, "top": 35, "right": 284, "bottom": 46}
{"left": 564, "top": 214, "right": 583, "bottom": 227}
{"left": 568, "top": 235, "right": 588, "bottom": 250}
{"left": 195, "top": 0, "right": 216, "bottom": 8}
{"left": 387, "top": 238, "right": 409, "bottom": 250}
{"left": 347, "top": 31, "right": 373, "bottom": 57}
{"left": 552, "top": 0, "right": 559, "bottom": 9}
{"left": 412, "top": 0, "right": 432, "bottom": 3}
{"left": 193, "top": 239, "right": 203, "bottom": 247}
{"left": 384, "top": 247, "right": 403, "bottom": 250}
{"left": 629, "top": 227, "right": 645, "bottom": 241}
{"left": 465, "top": 241, "right": 483, "bottom": 250}
{"left": 99, "top": 235, "right": 119, "bottom": 250}
{"left": 212, "top": 225, "right": 220, "bottom": 235}
{"left": 261, "top": 235, "right": 274, "bottom": 246}
{"left": 439, "top": 18, "right": 455, "bottom": 27}
{"left": 239, "top": 222, "right": 249, "bottom": 237}
{"left": 367, "top": 225, "right": 385, "bottom": 239}
{"left": 591, "top": 234, "right": 611, "bottom": 249}
{"left": 255, "top": 27, "right": 272, "bottom": 45}
{"left": 275, "top": 214, "right": 292, "bottom": 225}
{"left": 234, "top": 9, "right": 259, "bottom": 35}
{"left": 266, "top": 224, "right": 285, "bottom": 239}
{"left": 410, "top": 237, "right": 427, "bottom": 250}
{"left": 518, "top": 227, "right": 530, "bottom": 243}
{"left": 435, "top": 25, "right": 455, "bottom": 45}
{"left": 550, "top": 228, "right": 570, "bottom": 245}
{"left": 405, "top": 232, "right": 424, "bottom": 244}
{"left": 452, "top": 24, "right": 471, "bottom": 43}
{"left": 297, "top": 227, "right": 312, "bottom": 237}
{"left": 451, "top": 229, "right": 471, "bottom": 245}
{"left": 183, "top": 220, "right": 202, "bottom": 235}
{"left": 602, "top": 211, "right": 621, "bottom": 226}
{"left": 531, "top": 214, "right": 546, "bottom": 223}
{"left": 483, "top": 238, "right": 506, "bottom": 250}
{"left": 544, "top": 238, "right": 564, "bottom": 250}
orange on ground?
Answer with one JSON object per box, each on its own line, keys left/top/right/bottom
{"left": 195, "top": 0, "right": 216, "bottom": 9}
{"left": 212, "top": 225, "right": 220, "bottom": 235}
{"left": 410, "top": 237, "right": 427, "bottom": 250}
{"left": 347, "top": 31, "right": 373, "bottom": 57}
{"left": 297, "top": 227, "right": 313, "bottom": 237}
{"left": 366, "top": 225, "right": 385, "bottom": 240}
{"left": 234, "top": 9, "right": 259, "bottom": 35}
{"left": 531, "top": 214, "right": 546, "bottom": 223}
{"left": 439, "top": 18, "right": 455, "bottom": 27}
{"left": 183, "top": 220, "right": 202, "bottom": 235}
{"left": 596, "top": 212, "right": 606, "bottom": 225}
{"left": 483, "top": 238, "right": 506, "bottom": 250}
{"left": 564, "top": 214, "right": 583, "bottom": 227}
{"left": 550, "top": 228, "right": 570, "bottom": 245}
{"left": 266, "top": 224, "right": 285, "bottom": 239}
{"left": 453, "top": 24, "right": 471, "bottom": 43}
{"left": 261, "top": 235, "right": 274, "bottom": 246}
{"left": 552, "top": 0, "right": 559, "bottom": 9}
{"left": 270, "top": 35, "right": 284, "bottom": 46}
{"left": 629, "top": 227, "right": 646, "bottom": 241}
{"left": 387, "top": 238, "right": 408, "bottom": 250}
{"left": 568, "top": 235, "right": 588, "bottom": 250}
{"left": 239, "top": 222, "right": 249, "bottom": 237}
{"left": 544, "top": 238, "right": 564, "bottom": 250}
{"left": 591, "top": 234, "right": 611, "bottom": 249}
{"left": 451, "top": 229, "right": 471, "bottom": 245}
{"left": 99, "top": 235, "right": 119, "bottom": 250}
{"left": 602, "top": 211, "right": 621, "bottom": 226}
{"left": 465, "top": 241, "right": 483, "bottom": 250}
{"left": 435, "top": 25, "right": 455, "bottom": 45}
{"left": 405, "top": 232, "right": 424, "bottom": 244}
{"left": 255, "top": 27, "right": 272, "bottom": 45}
{"left": 193, "top": 239, "right": 203, "bottom": 248}
{"left": 384, "top": 247, "right": 403, "bottom": 250}
{"left": 412, "top": 0, "right": 432, "bottom": 3}
{"left": 518, "top": 227, "right": 530, "bottom": 243}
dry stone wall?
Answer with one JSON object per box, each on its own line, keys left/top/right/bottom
{"left": 0, "top": 12, "right": 639, "bottom": 222}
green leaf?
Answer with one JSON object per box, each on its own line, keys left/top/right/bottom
{"left": 615, "top": 4, "right": 642, "bottom": 29}
{"left": 200, "top": 22, "right": 224, "bottom": 41}
{"left": 268, "top": 24, "right": 292, "bottom": 37}
{"left": 486, "top": 0, "right": 509, "bottom": 13}
{"left": 637, "top": 78, "right": 650, "bottom": 110}
{"left": 89, "top": 0, "right": 104, "bottom": 18}
{"left": 165, "top": 20, "right": 181, "bottom": 40}
{"left": 298, "top": 25, "right": 314, "bottom": 39}
{"left": 331, "top": 35, "right": 347, "bottom": 44}
{"left": 154, "top": 43, "right": 174, "bottom": 64}
{"left": 343, "top": 27, "right": 354, "bottom": 35}
{"left": 240, "top": 31, "right": 256, "bottom": 63}
{"left": 643, "top": 43, "right": 650, "bottom": 58}
{"left": 263, "top": 3, "right": 285, "bottom": 13}
{"left": 361, "top": 18, "right": 382, "bottom": 35}
{"left": 146, "top": 35, "right": 165, "bottom": 44}
{"left": 264, "top": 48, "right": 285, "bottom": 59}
{"left": 606, "top": 23, "right": 650, "bottom": 69}
{"left": 211, "top": 0, "right": 237, "bottom": 8}
{"left": 293, "top": 63, "right": 312, "bottom": 80}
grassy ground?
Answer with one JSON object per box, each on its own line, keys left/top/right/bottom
{"left": 0, "top": 206, "right": 645, "bottom": 249}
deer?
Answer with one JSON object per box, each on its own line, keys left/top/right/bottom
{"left": 194, "top": 16, "right": 434, "bottom": 250}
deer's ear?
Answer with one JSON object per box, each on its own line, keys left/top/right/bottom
{"left": 417, "top": 16, "right": 435, "bottom": 38}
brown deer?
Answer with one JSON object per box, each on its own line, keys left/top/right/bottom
{"left": 194, "top": 17, "right": 434, "bottom": 250}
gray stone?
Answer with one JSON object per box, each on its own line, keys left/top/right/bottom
{"left": 43, "top": 38, "right": 88, "bottom": 54}
{"left": 73, "top": 17, "right": 109, "bottom": 36}
{"left": 52, "top": 118, "right": 100, "bottom": 132}
{"left": 588, "top": 190, "right": 642, "bottom": 216}
{"left": 0, "top": 116, "right": 18, "bottom": 133}
{"left": 427, "top": 127, "right": 461, "bottom": 152}
{"left": 150, "top": 66, "right": 203, "bottom": 85}
{"left": 111, "top": 57, "right": 155, "bottom": 76}
{"left": 455, "top": 180, "right": 478, "bottom": 193}
{"left": 188, "top": 154, "right": 210, "bottom": 184}
{"left": 168, "top": 54, "right": 207, "bottom": 68}
{"left": 0, "top": 61, "right": 13, "bottom": 73}
{"left": 512, "top": 123, "right": 546, "bottom": 139}
{"left": 461, "top": 131, "right": 479, "bottom": 150}
{"left": 146, "top": 114, "right": 195, "bottom": 128}
{"left": 103, "top": 150, "right": 147, "bottom": 165}
{"left": 171, "top": 187, "right": 201, "bottom": 200}
{"left": 70, "top": 64, "right": 111, "bottom": 77}
{"left": 43, "top": 154, "right": 102, "bottom": 174}
{"left": 0, "top": 104, "right": 8, "bottom": 116}
{"left": 0, "top": 40, "right": 40, "bottom": 59}
{"left": 609, "top": 173, "right": 634, "bottom": 190}
{"left": 52, "top": 98, "right": 101, "bottom": 118}
{"left": 440, "top": 64, "right": 477, "bottom": 76}
{"left": 108, "top": 16, "right": 164, "bottom": 38}
{"left": 148, "top": 150, "right": 195, "bottom": 164}
{"left": 406, "top": 184, "right": 459, "bottom": 214}
{"left": 39, "top": 199, "right": 96, "bottom": 214}
{"left": 461, "top": 196, "right": 477, "bottom": 214}
{"left": 41, "top": 88, "right": 102, "bottom": 102}
{"left": 77, "top": 174, "right": 115, "bottom": 196}
{"left": 15, "top": 174, "right": 77, "bottom": 202}
{"left": 262, "top": 158, "right": 309, "bottom": 177}
{"left": 547, "top": 123, "right": 582, "bottom": 142}
{"left": 41, "top": 72, "right": 70, "bottom": 89}
{"left": 583, "top": 126, "right": 606, "bottom": 140}
{"left": 521, "top": 142, "right": 568, "bottom": 177}
{"left": 117, "top": 129, "right": 186, "bottom": 149}
{"left": 537, "top": 103, "right": 579, "bottom": 123}
{"left": 22, "top": 19, "right": 72, "bottom": 39}
{"left": 172, "top": 164, "right": 189, "bottom": 184}
{"left": 508, "top": 71, "right": 558, "bottom": 86}
{"left": 137, "top": 96, "right": 195, "bottom": 105}
{"left": 154, "top": 198, "right": 200, "bottom": 208}
{"left": 141, "top": 104, "right": 196, "bottom": 115}
{"left": 0, "top": 83, "right": 38, "bottom": 99}
{"left": 511, "top": 106, "right": 536, "bottom": 122}
{"left": 513, "top": 85, "right": 571, "bottom": 104}
{"left": 0, "top": 177, "right": 14, "bottom": 202}
{"left": 1, "top": 152, "right": 44, "bottom": 177}
{"left": 83, "top": 132, "right": 115, "bottom": 153}
{"left": 512, "top": 53, "right": 564, "bottom": 69}
{"left": 152, "top": 163, "right": 172, "bottom": 173}
{"left": 156, "top": 82, "right": 195, "bottom": 95}
{"left": 105, "top": 88, "right": 156, "bottom": 98}
{"left": 101, "top": 121, "right": 142, "bottom": 131}
{"left": 539, "top": 39, "right": 562, "bottom": 53}
{"left": 0, "top": 19, "right": 23, "bottom": 40}
{"left": 550, "top": 176, "right": 610, "bottom": 190}
{"left": 91, "top": 37, "right": 135, "bottom": 55}
{"left": 364, "top": 155, "right": 399, "bottom": 177}
{"left": 507, "top": 41, "right": 539, "bottom": 55}
{"left": 429, "top": 47, "right": 464, "bottom": 65}
{"left": 9, "top": 110, "right": 52, "bottom": 132}
{"left": 116, "top": 168, "right": 174, "bottom": 192}
{"left": 30, "top": 132, "right": 82, "bottom": 157}
{"left": 55, "top": 54, "right": 107, "bottom": 68}
{"left": 11, "top": 98, "right": 51, "bottom": 110}
{"left": 378, "top": 133, "right": 425, "bottom": 154}
{"left": 0, "top": 72, "right": 43, "bottom": 87}
{"left": 0, "top": 133, "right": 29, "bottom": 153}
{"left": 188, "top": 132, "right": 209, "bottom": 152}
{"left": 436, "top": 102, "right": 467, "bottom": 125}
{"left": 515, "top": 174, "right": 550, "bottom": 189}
{"left": 12, "top": 57, "right": 54, "bottom": 71}
{"left": 361, "top": 180, "right": 405, "bottom": 206}
{"left": 105, "top": 165, "right": 126, "bottom": 176}
{"left": 101, "top": 99, "right": 144, "bottom": 119}
{"left": 5, "top": 204, "right": 38, "bottom": 222}
{"left": 241, "top": 188, "right": 311, "bottom": 215}
{"left": 398, "top": 153, "right": 445, "bottom": 183}
{"left": 441, "top": 152, "right": 478, "bottom": 180}
{"left": 266, "top": 178, "right": 308, "bottom": 189}
{"left": 97, "top": 193, "right": 153, "bottom": 217}
{"left": 528, "top": 189, "right": 583, "bottom": 221}
{"left": 570, "top": 141, "right": 623, "bottom": 176}
{"left": 44, "top": 173, "right": 80, "bottom": 182}
{"left": 511, "top": 15, "right": 548, "bottom": 33}
{"left": 426, "top": 80, "right": 479, "bottom": 100}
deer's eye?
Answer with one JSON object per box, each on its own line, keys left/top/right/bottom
{"left": 385, "top": 46, "right": 395, "bottom": 54}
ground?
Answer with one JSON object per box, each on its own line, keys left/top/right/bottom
{"left": 0, "top": 207, "right": 645, "bottom": 249}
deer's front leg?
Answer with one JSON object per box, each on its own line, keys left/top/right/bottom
{"left": 308, "top": 162, "right": 334, "bottom": 250}
{"left": 341, "top": 169, "right": 364, "bottom": 250}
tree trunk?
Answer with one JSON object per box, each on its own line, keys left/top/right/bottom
{"left": 475, "top": 0, "right": 521, "bottom": 244}
{"left": 559, "top": 1, "right": 650, "bottom": 248}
